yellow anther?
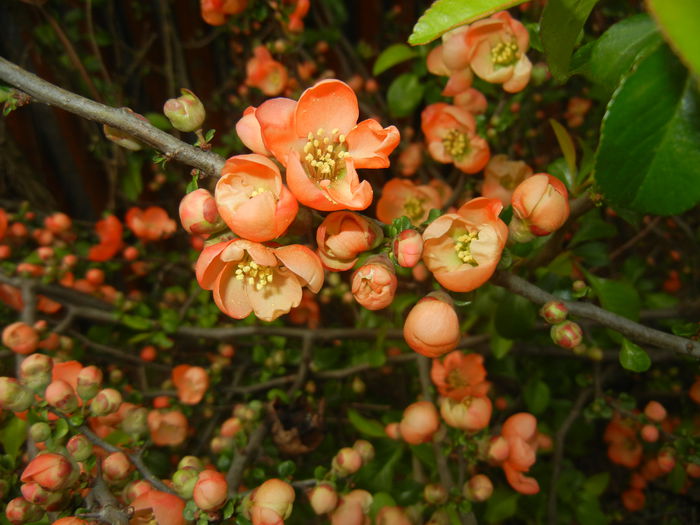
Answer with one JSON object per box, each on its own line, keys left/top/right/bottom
{"left": 317, "top": 128, "right": 325, "bottom": 136}
{"left": 301, "top": 126, "right": 349, "bottom": 184}
{"left": 454, "top": 231, "right": 479, "bottom": 266}
{"left": 491, "top": 41, "right": 519, "bottom": 66}
{"left": 331, "top": 128, "right": 339, "bottom": 135}
{"left": 442, "top": 129, "right": 469, "bottom": 160}
{"left": 338, "top": 134, "right": 346, "bottom": 143}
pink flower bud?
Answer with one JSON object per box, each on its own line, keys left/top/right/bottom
{"left": 393, "top": 229, "right": 423, "bottom": 268}
{"left": 351, "top": 255, "right": 397, "bottom": 311}
{"left": 20, "top": 354, "right": 52, "bottom": 392}
{"left": 423, "top": 483, "right": 448, "bottom": 504}
{"left": 220, "top": 417, "right": 243, "bottom": 438}
{"left": 657, "top": 449, "right": 675, "bottom": 473}
{"left": 316, "top": 212, "right": 383, "bottom": 271}
{"left": 21, "top": 453, "right": 74, "bottom": 491}
{"left": 644, "top": 401, "right": 667, "bottom": 423}
{"left": 173, "top": 468, "right": 200, "bottom": 499}
{"left": 463, "top": 474, "right": 493, "bottom": 502}
{"left": 403, "top": 292, "right": 460, "bottom": 358}
{"left": 251, "top": 478, "right": 295, "bottom": 523}
{"left": 90, "top": 388, "right": 122, "bottom": 416}
{"left": 385, "top": 422, "right": 401, "bottom": 440}
{"left": 376, "top": 506, "right": 412, "bottom": 525}
{"left": 439, "top": 396, "right": 492, "bottom": 432}
{"left": 0, "top": 377, "right": 33, "bottom": 411}
{"left": 511, "top": 174, "right": 569, "bottom": 236}
{"left": 488, "top": 436, "right": 510, "bottom": 463}
{"left": 164, "top": 89, "right": 206, "bottom": 132}
{"left": 67, "top": 434, "right": 93, "bottom": 462}
{"left": 352, "top": 439, "right": 374, "bottom": 463}
{"left": 330, "top": 501, "right": 365, "bottom": 525}
{"left": 308, "top": 483, "right": 338, "bottom": 515}
{"left": 539, "top": 301, "right": 568, "bottom": 325}
{"left": 102, "top": 452, "right": 132, "bottom": 483}
{"left": 399, "top": 401, "right": 440, "bottom": 445}
{"left": 5, "top": 497, "right": 44, "bottom": 525}
{"left": 179, "top": 189, "right": 225, "bottom": 235}
{"left": 76, "top": 366, "right": 103, "bottom": 400}
{"left": 2, "top": 322, "right": 39, "bottom": 355}
{"left": 123, "top": 480, "right": 153, "bottom": 504}
{"left": 45, "top": 380, "right": 79, "bottom": 413}
{"left": 332, "top": 447, "right": 363, "bottom": 476}
{"left": 193, "top": 470, "right": 228, "bottom": 511}
{"left": 550, "top": 321, "right": 583, "bottom": 349}
{"left": 342, "top": 490, "right": 373, "bottom": 514}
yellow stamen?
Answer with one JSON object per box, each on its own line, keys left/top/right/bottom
{"left": 454, "top": 231, "right": 479, "bottom": 266}
{"left": 442, "top": 129, "right": 469, "bottom": 160}
{"left": 491, "top": 41, "right": 519, "bottom": 67}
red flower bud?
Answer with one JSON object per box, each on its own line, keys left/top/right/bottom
{"left": 21, "top": 453, "right": 74, "bottom": 491}
{"left": 539, "top": 301, "right": 568, "bottom": 324}
{"left": 393, "top": 229, "right": 423, "bottom": 268}
{"left": 5, "top": 497, "right": 44, "bottom": 525}
{"left": 179, "top": 189, "right": 225, "bottom": 235}
{"left": 550, "top": 321, "right": 583, "bottom": 349}
{"left": 102, "top": 452, "right": 132, "bottom": 483}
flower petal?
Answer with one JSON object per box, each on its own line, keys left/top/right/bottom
{"left": 346, "top": 120, "right": 400, "bottom": 169}
{"left": 295, "top": 79, "right": 358, "bottom": 137}
{"left": 275, "top": 244, "right": 324, "bottom": 293}
{"left": 214, "top": 265, "right": 252, "bottom": 319}
{"left": 255, "top": 97, "right": 299, "bottom": 164}
{"left": 248, "top": 268, "right": 302, "bottom": 322}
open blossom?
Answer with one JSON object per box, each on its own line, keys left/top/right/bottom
{"left": 431, "top": 351, "right": 490, "bottom": 400}
{"left": 237, "top": 79, "right": 400, "bottom": 211}
{"left": 376, "top": 178, "right": 442, "bottom": 226}
{"left": 131, "top": 489, "right": 185, "bottom": 525}
{"left": 172, "top": 365, "right": 209, "bottom": 405}
{"left": 125, "top": 207, "right": 176, "bottom": 242}
{"left": 466, "top": 11, "right": 531, "bottom": 93}
{"left": 316, "top": 211, "right": 383, "bottom": 271}
{"left": 147, "top": 409, "right": 188, "bottom": 446}
{"left": 511, "top": 173, "right": 569, "bottom": 236}
{"left": 482, "top": 154, "right": 533, "bottom": 206}
{"left": 246, "top": 46, "right": 288, "bottom": 97}
{"left": 500, "top": 413, "right": 540, "bottom": 494}
{"left": 351, "top": 254, "right": 397, "bottom": 311}
{"left": 196, "top": 239, "right": 323, "bottom": 322}
{"left": 422, "top": 197, "right": 508, "bottom": 292}
{"left": 215, "top": 154, "right": 298, "bottom": 242}
{"left": 422, "top": 103, "right": 489, "bottom": 174}
{"left": 88, "top": 215, "right": 123, "bottom": 262}
{"left": 604, "top": 413, "right": 642, "bottom": 468}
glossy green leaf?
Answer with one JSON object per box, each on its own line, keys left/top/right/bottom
{"left": 369, "top": 493, "right": 397, "bottom": 518}
{"left": 572, "top": 14, "right": 661, "bottom": 97}
{"left": 408, "top": 0, "right": 528, "bottom": 45}
{"left": 619, "top": 338, "right": 651, "bottom": 372}
{"left": 347, "top": 409, "right": 386, "bottom": 438}
{"left": 648, "top": 0, "right": 700, "bottom": 77}
{"left": 595, "top": 43, "right": 700, "bottom": 215}
{"left": 540, "top": 0, "right": 599, "bottom": 81}
{"left": 0, "top": 417, "right": 27, "bottom": 459}
{"left": 387, "top": 73, "right": 425, "bottom": 117}
{"left": 584, "top": 272, "right": 640, "bottom": 321}
{"left": 373, "top": 44, "right": 417, "bottom": 75}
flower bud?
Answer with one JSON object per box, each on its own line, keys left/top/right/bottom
{"left": 351, "top": 254, "right": 397, "bottom": 311}
{"left": 539, "top": 301, "right": 568, "bottom": 325}
{"left": 511, "top": 173, "right": 569, "bottom": 236}
{"left": 332, "top": 447, "right": 363, "bottom": 476}
{"left": 5, "top": 497, "right": 44, "bottom": 525}
{"left": 439, "top": 396, "right": 492, "bottom": 432}
{"left": 488, "top": 436, "right": 510, "bottom": 463}
{"left": 20, "top": 482, "right": 53, "bottom": 506}
{"left": 164, "top": 89, "right": 206, "bottom": 132}
{"left": 103, "top": 109, "right": 147, "bottom": 151}
{"left": 550, "top": 321, "right": 583, "bottom": 349}
{"left": 352, "top": 439, "right": 374, "bottom": 464}
{"left": 20, "top": 352, "right": 51, "bottom": 378}
{"left": 2, "top": 322, "right": 39, "bottom": 355}
{"left": 179, "top": 189, "right": 225, "bottom": 235}
{"left": 178, "top": 455, "right": 204, "bottom": 472}
{"left": 399, "top": 401, "right": 440, "bottom": 445}
{"left": 21, "top": 453, "right": 74, "bottom": 491}
{"left": 29, "top": 422, "right": 51, "bottom": 443}
{"left": 173, "top": 468, "right": 199, "bottom": 499}
{"left": 121, "top": 406, "right": 148, "bottom": 436}
{"left": 44, "top": 212, "right": 72, "bottom": 234}
{"left": 0, "top": 377, "right": 33, "bottom": 412}
{"left": 123, "top": 480, "right": 153, "bottom": 504}
{"left": 393, "top": 229, "right": 423, "bottom": 268}
{"left": 640, "top": 424, "right": 659, "bottom": 443}
{"left": 342, "top": 489, "right": 373, "bottom": 514}
{"left": 67, "top": 434, "right": 93, "bottom": 462}
{"left": 103, "top": 452, "right": 132, "bottom": 483}
{"left": 385, "top": 422, "right": 401, "bottom": 440}
{"left": 644, "top": 401, "right": 667, "bottom": 423}
{"left": 423, "top": 483, "right": 448, "bottom": 505}
{"left": 90, "top": 388, "right": 122, "bottom": 417}
{"left": 426, "top": 509, "right": 450, "bottom": 525}
{"left": 193, "top": 470, "right": 228, "bottom": 511}
{"left": 463, "top": 474, "right": 493, "bottom": 502}
{"left": 657, "top": 449, "right": 675, "bottom": 473}
{"left": 76, "top": 366, "right": 103, "bottom": 401}
{"left": 308, "top": 483, "right": 338, "bottom": 515}
{"left": 403, "top": 292, "right": 460, "bottom": 358}
{"left": 251, "top": 478, "right": 295, "bottom": 523}
{"left": 220, "top": 417, "right": 243, "bottom": 438}
{"left": 45, "top": 380, "right": 79, "bottom": 413}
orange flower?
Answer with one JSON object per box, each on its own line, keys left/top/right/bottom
{"left": 466, "top": 11, "right": 531, "bottom": 93}
{"left": 422, "top": 197, "right": 507, "bottom": 292}
{"left": 131, "top": 489, "right": 185, "bottom": 525}
{"left": 430, "top": 352, "right": 490, "bottom": 400}
{"left": 500, "top": 412, "right": 540, "bottom": 495}
{"left": 88, "top": 215, "right": 123, "bottom": 262}
{"left": 421, "top": 103, "right": 489, "bottom": 174}
{"left": 238, "top": 79, "right": 400, "bottom": 211}
{"left": 200, "top": 0, "right": 247, "bottom": 26}
{"left": 481, "top": 154, "right": 533, "bottom": 207}
{"left": 147, "top": 409, "right": 188, "bottom": 446}
{"left": 246, "top": 46, "right": 288, "bottom": 97}
{"left": 511, "top": 173, "right": 569, "bottom": 236}
{"left": 215, "top": 154, "right": 298, "bottom": 242}
{"left": 316, "top": 212, "right": 383, "bottom": 271}
{"left": 399, "top": 401, "right": 440, "bottom": 445}
{"left": 439, "top": 395, "right": 492, "bottom": 432}
{"left": 172, "top": 365, "right": 209, "bottom": 405}
{"left": 125, "top": 207, "right": 176, "bottom": 242}
{"left": 287, "top": 0, "right": 310, "bottom": 32}
{"left": 604, "top": 413, "right": 642, "bottom": 469}
{"left": 196, "top": 239, "right": 323, "bottom": 322}
{"left": 351, "top": 254, "right": 397, "bottom": 311}
{"left": 376, "top": 179, "right": 441, "bottom": 227}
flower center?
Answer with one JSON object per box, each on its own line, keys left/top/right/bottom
{"left": 454, "top": 231, "right": 479, "bottom": 266}
{"left": 442, "top": 129, "right": 469, "bottom": 160}
{"left": 249, "top": 186, "right": 269, "bottom": 198}
{"left": 303, "top": 128, "right": 349, "bottom": 185}
{"left": 491, "top": 41, "right": 519, "bottom": 67}
{"left": 234, "top": 259, "right": 274, "bottom": 290}
{"left": 403, "top": 196, "right": 426, "bottom": 223}
{"left": 447, "top": 368, "right": 469, "bottom": 388}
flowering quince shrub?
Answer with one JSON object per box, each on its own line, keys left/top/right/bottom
{"left": 0, "top": 1, "right": 700, "bottom": 524}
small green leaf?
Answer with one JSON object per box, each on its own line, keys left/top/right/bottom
{"left": 145, "top": 112, "right": 172, "bottom": 131}
{"left": 204, "top": 129, "right": 216, "bottom": 142}
{"left": 595, "top": 43, "right": 700, "bottom": 215}
{"left": 0, "top": 417, "right": 27, "bottom": 459}
{"left": 369, "top": 492, "right": 397, "bottom": 518}
{"left": 53, "top": 418, "right": 69, "bottom": 441}
{"left": 387, "top": 73, "right": 425, "bottom": 118}
{"left": 347, "top": 409, "right": 387, "bottom": 438}
{"left": 648, "top": 0, "right": 700, "bottom": 77}
{"left": 540, "top": 0, "right": 600, "bottom": 81}
{"left": 583, "top": 472, "right": 610, "bottom": 496}
{"left": 373, "top": 44, "right": 417, "bottom": 75}
{"left": 277, "top": 460, "right": 296, "bottom": 478}
{"left": 549, "top": 119, "right": 576, "bottom": 183}
{"left": 222, "top": 499, "right": 235, "bottom": 520}
{"left": 186, "top": 175, "right": 199, "bottom": 193}
{"left": 122, "top": 314, "right": 153, "bottom": 331}
{"left": 408, "top": 0, "right": 528, "bottom": 45}
{"left": 484, "top": 487, "right": 519, "bottom": 523}
{"left": 619, "top": 338, "right": 651, "bottom": 373}
{"left": 524, "top": 379, "right": 550, "bottom": 415}
{"left": 584, "top": 271, "right": 641, "bottom": 321}
{"left": 490, "top": 334, "right": 513, "bottom": 359}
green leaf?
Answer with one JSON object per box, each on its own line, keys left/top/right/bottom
{"left": 549, "top": 119, "right": 576, "bottom": 183}
{"left": 494, "top": 293, "right": 536, "bottom": 339}
{"left": 584, "top": 272, "right": 641, "bottom": 321}
{"left": 373, "top": 44, "right": 417, "bottom": 75}
{"left": 277, "top": 460, "right": 296, "bottom": 478}
{"left": 53, "top": 418, "right": 69, "bottom": 441}
{"left": 0, "top": 417, "right": 27, "bottom": 459}
{"left": 648, "top": 0, "right": 700, "bottom": 78}
{"left": 408, "top": 0, "right": 528, "bottom": 45}
{"left": 387, "top": 74, "right": 425, "bottom": 118}
{"left": 490, "top": 334, "right": 513, "bottom": 359}
{"left": 540, "top": 0, "right": 600, "bottom": 81}
{"left": 484, "top": 487, "right": 519, "bottom": 523}
{"left": 186, "top": 174, "right": 199, "bottom": 193}
{"left": 595, "top": 43, "right": 700, "bottom": 215}
{"left": 619, "top": 338, "right": 651, "bottom": 372}
{"left": 347, "top": 409, "right": 386, "bottom": 438}
{"left": 524, "top": 379, "right": 550, "bottom": 415}
{"left": 572, "top": 14, "right": 661, "bottom": 97}
{"left": 369, "top": 492, "right": 397, "bottom": 518}
{"left": 145, "top": 112, "right": 172, "bottom": 131}
{"left": 122, "top": 314, "right": 153, "bottom": 331}
{"left": 583, "top": 472, "right": 609, "bottom": 496}
{"left": 121, "top": 155, "right": 143, "bottom": 201}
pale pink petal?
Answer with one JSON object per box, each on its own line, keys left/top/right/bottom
{"left": 231, "top": 192, "right": 278, "bottom": 241}
{"left": 442, "top": 69, "right": 473, "bottom": 97}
